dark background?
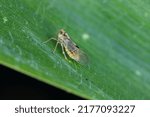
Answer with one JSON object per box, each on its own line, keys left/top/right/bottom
{"left": 0, "top": 65, "right": 83, "bottom": 100}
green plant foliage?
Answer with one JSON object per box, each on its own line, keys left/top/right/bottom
{"left": 0, "top": 0, "right": 150, "bottom": 99}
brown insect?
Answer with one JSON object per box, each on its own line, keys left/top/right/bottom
{"left": 43, "top": 29, "right": 88, "bottom": 64}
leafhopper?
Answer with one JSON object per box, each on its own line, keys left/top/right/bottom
{"left": 43, "top": 29, "right": 88, "bottom": 64}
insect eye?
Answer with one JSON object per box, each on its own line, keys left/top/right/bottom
{"left": 60, "top": 30, "right": 63, "bottom": 34}
{"left": 63, "top": 33, "right": 67, "bottom": 36}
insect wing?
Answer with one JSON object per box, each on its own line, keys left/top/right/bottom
{"left": 77, "top": 50, "right": 89, "bottom": 65}
{"left": 65, "top": 39, "right": 88, "bottom": 65}
{"left": 65, "top": 39, "right": 78, "bottom": 51}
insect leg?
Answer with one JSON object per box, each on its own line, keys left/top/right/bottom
{"left": 61, "top": 44, "right": 68, "bottom": 60}
{"left": 42, "top": 38, "right": 57, "bottom": 44}
{"left": 53, "top": 41, "right": 59, "bottom": 53}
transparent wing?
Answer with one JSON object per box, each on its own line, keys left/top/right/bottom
{"left": 76, "top": 50, "right": 89, "bottom": 65}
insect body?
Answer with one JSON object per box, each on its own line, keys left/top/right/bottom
{"left": 44, "top": 29, "right": 88, "bottom": 64}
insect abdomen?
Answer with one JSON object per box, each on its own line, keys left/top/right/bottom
{"left": 64, "top": 47, "right": 80, "bottom": 61}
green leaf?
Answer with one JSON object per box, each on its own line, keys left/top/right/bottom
{"left": 0, "top": 0, "right": 150, "bottom": 99}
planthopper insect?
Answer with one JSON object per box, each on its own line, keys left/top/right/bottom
{"left": 43, "top": 29, "right": 88, "bottom": 65}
